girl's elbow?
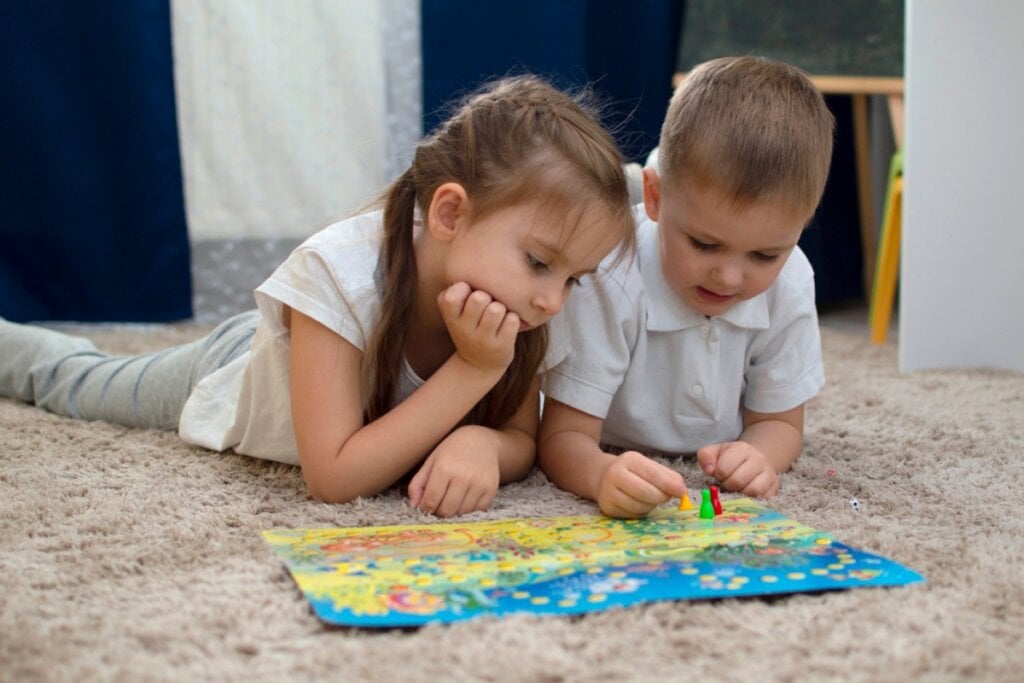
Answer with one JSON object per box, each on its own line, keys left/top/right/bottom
{"left": 302, "top": 469, "right": 360, "bottom": 504}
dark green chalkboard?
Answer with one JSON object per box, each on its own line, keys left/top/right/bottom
{"left": 677, "top": 0, "right": 903, "bottom": 77}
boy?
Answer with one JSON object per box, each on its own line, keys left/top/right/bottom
{"left": 538, "top": 57, "right": 835, "bottom": 518}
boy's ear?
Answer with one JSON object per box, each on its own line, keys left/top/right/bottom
{"left": 642, "top": 167, "right": 661, "bottom": 222}
{"left": 427, "top": 182, "right": 470, "bottom": 241}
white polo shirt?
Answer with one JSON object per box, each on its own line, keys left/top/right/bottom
{"left": 543, "top": 211, "right": 825, "bottom": 456}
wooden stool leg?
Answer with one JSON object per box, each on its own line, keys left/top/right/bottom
{"left": 852, "top": 94, "right": 875, "bottom": 297}
{"left": 869, "top": 175, "right": 903, "bottom": 344}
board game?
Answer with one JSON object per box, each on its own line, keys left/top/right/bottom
{"left": 263, "top": 497, "right": 923, "bottom": 627}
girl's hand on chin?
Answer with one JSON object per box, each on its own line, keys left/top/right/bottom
{"left": 438, "top": 282, "right": 518, "bottom": 373}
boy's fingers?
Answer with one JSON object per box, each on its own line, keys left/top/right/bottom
{"left": 600, "top": 497, "right": 654, "bottom": 520}
{"left": 619, "top": 476, "right": 669, "bottom": 507}
{"left": 623, "top": 453, "right": 686, "bottom": 496}
{"left": 697, "top": 444, "right": 721, "bottom": 474}
{"left": 719, "top": 457, "right": 757, "bottom": 492}
{"left": 743, "top": 471, "right": 773, "bottom": 498}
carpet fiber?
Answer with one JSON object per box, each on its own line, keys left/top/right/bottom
{"left": 2, "top": 316, "right": 1022, "bottom": 682}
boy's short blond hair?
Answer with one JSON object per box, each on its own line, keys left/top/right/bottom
{"left": 658, "top": 56, "right": 835, "bottom": 213}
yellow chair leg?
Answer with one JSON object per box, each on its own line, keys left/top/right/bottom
{"left": 869, "top": 175, "right": 903, "bottom": 344}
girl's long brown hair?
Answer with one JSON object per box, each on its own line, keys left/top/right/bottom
{"left": 363, "top": 75, "right": 634, "bottom": 428}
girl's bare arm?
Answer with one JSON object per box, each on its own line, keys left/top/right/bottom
{"left": 289, "top": 310, "right": 507, "bottom": 503}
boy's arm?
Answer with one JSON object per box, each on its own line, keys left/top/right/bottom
{"left": 697, "top": 404, "right": 804, "bottom": 498}
{"left": 539, "top": 399, "right": 686, "bottom": 518}
{"left": 537, "top": 399, "right": 614, "bottom": 499}
{"left": 493, "top": 376, "right": 542, "bottom": 482}
{"left": 741, "top": 404, "right": 805, "bottom": 473}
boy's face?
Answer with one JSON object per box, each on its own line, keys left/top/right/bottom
{"left": 643, "top": 168, "right": 810, "bottom": 317}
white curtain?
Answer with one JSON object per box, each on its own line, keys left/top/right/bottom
{"left": 170, "top": 0, "right": 421, "bottom": 321}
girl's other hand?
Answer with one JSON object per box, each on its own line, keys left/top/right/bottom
{"left": 438, "top": 282, "right": 518, "bottom": 374}
{"left": 407, "top": 425, "right": 502, "bottom": 517}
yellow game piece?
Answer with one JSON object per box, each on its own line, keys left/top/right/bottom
{"left": 678, "top": 492, "right": 694, "bottom": 510}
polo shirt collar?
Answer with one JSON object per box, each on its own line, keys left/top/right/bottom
{"left": 637, "top": 217, "right": 770, "bottom": 332}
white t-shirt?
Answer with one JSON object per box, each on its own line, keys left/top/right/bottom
{"left": 179, "top": 210, "right": 569, "bottom": 465}
{"left": 543, "top": 210, "right": 825, "bottom": 456}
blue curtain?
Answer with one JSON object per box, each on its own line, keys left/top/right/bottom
{"left": 422, "top": 0, "right": 684, "bottom": 164}
{"left": 799, "top": 95, "right": 864, "bottom": 305}
{"left": 0, "top": 1, "right": 191, "bottom": 322}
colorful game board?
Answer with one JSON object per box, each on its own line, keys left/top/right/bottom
{"left": 263, "top": 497, "right": 923, "bottom": 627}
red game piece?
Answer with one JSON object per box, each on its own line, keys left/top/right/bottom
{"left": 710, "top": 486, "right": 723, "bottom": 515}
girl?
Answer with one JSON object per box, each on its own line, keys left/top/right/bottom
{"left": 0, "top": 75, "right": 635, "bottom": 517}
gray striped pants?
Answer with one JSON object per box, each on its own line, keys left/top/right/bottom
{"left": 0, "top": 310, "right": 259, "bottom": 429}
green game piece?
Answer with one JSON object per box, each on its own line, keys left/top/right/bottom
{"left": 699, "top": 488, "right": 715, "bottom": 519}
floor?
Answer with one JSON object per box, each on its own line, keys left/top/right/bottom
{"left": 818, "top": 299, "right": 897, "bottom": 343}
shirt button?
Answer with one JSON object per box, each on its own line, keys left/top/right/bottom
{"left": 699, "top": 323, "right": 711, "bottom": 334}
{"left": 692, "top": 384, "right": 704, "bottom": 397}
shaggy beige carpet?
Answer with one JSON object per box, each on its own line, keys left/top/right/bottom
{"left": 2, "top": 311, "right": 1022, "bottom": 682}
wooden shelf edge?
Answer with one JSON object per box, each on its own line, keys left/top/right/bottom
{"left": 672, "top": 72, "right": 904, "bottom": 96}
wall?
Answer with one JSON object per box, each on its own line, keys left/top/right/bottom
{"left": 901, "top": 1, "right": 1024, "bottom": 371}
{"left": 677, "top": 0, "right": 903, "bottom": 77}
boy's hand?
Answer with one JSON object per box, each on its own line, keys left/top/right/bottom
{"left": 596, "top": 450, "right": 687, "bottom": 519}
{"left": 697, "top": 441, "right": 780, "bottom": 498}
{"left": 407, "top": 425, "right": 501, "bottom": 517}
{"left": 438, "top": 282, "right": 519, "bottom": 373}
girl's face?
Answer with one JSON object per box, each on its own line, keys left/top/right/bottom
{"left": 444, "top": 199, "right": 623, "bottom": 331}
